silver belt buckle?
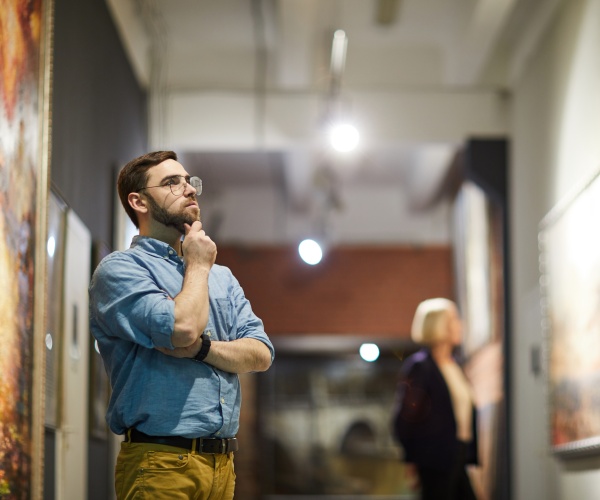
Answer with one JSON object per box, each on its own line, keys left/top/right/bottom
{"left": 220, "top": 439, "right": 227, "bottom": 454}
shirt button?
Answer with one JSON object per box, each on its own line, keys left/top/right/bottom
{"left": 206, "top": 331, "right": 212, "bottom": 337}
{"left": 221, "top": 398, "right": 225, "bottom": 404}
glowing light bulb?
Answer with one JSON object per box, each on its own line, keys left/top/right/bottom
{"left": 298, "top": 239, "right": 323, "bottom": 265}
{"left": 47, "top": 236, "right": 56, "bottom": 257}
{"left": 330, "top": 123, "right": 359, "bottom": 152}
{"left": 359, "top": 343, "right": 380, "bottom": 362}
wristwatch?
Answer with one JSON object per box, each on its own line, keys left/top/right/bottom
{"left": 193, "top": 333, "right": 211, "bottom": 362}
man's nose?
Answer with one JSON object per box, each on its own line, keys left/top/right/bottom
{"left": 184, "top": 181, "right": 197, "bottom": 196}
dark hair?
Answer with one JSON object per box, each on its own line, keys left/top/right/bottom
{"left": 117, "top": 150, "right": 178, "bottom": 228}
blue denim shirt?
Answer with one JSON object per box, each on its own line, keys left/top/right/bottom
{"left": 89, "top": 235, "right": 274, "bottom": 438}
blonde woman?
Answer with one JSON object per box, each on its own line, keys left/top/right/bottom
{"left": 392, "top": 298, "right": 478, "bottom": 500}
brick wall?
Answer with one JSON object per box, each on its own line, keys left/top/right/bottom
{"left": 216, "top": 245, "right": 454, "bottom": 339}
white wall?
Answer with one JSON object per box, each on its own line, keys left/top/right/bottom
{"left": 510, "top": 0, "right": 600, "bottom": 498}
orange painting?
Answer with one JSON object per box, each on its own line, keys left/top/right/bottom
{"left": 0, "top": 0, "right": 45, "bottom": 497}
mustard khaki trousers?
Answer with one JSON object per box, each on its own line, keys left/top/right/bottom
{"left": 115, "top": 441, "right": 236, "bottom": 499}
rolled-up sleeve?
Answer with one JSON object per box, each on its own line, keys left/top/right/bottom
{"left": 89, "top": 254, "right": 175, "bottom": 349}
{"left": 229, "top": 271, "right": 275, "bottom": 362}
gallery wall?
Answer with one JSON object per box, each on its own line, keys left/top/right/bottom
{"left": 217, "top": 245, "right": 453, "bottom": 337}
{"left": 51, "top": 0, "right": 147, "bottom": 246}
{"left": 48, "top": 0, "right": 147, "bottom": 499}
{"left": 510, "top": 0, "right": 600, "bottom": 498}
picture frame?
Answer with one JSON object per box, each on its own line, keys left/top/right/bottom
{"left": 452, "top": 181, "right": 496, "bottom": 356}
{"left": 453, "top": 180, "right": 507, "bottom": 500}
{"left": 539, "top": 167, "right": 600, "bottom": 457}
{"left": 0, "top": 0, "right": 54, "bottom": 498}
{"left": 45, "top": 190, "right": 69, "bottom": 429}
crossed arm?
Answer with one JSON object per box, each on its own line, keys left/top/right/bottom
{"left": 156, "top": 221, "right": 272, "bottom": 373}
{"left": 156, "top": 336, "right": 272, "bottom": 373}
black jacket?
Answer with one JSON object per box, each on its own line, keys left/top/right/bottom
{"left": 392, "top": 349, "right": 478, "bottom": 470}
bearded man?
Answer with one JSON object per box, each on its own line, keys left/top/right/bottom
{"left": 89, "top": 151, "right": 274, "bottom": 500}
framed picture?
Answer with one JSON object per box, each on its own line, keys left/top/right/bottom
{"left": 0, "top": 0, "right": 54, "bottom": 498}
{"left": 45, "top": 190, "right": 69, "bottom": 429}
{"left": 540, "top": 167, "right": 600, "bottom": 457}
{"left": 452, "top": 181, "right": 495, "bottom": 356}
{"left": 453, "top": 180, "right": 507, "bottom": 500}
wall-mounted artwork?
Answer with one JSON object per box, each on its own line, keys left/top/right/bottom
{"left": 0, "top": 0, "right": 53, "bottom": 497}
{"left": 453, "top": 181, "right": 507, "bottom": 500}
{"left": 453, "top": 182, "right": 496, "bottom": 356}
{"left": 540, "top": 168, "right": 600, "bottom": 456}
{"left": 45, "top": 191, "right": 68, "bottom": 429}
{"left": 451, "top": 137, "right": 509, "bottom": 500}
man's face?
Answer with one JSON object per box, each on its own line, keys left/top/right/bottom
{"left": 142, "top": 159, "right": 200, "bottom": 234}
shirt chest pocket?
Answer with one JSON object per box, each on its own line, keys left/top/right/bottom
{"left": 207, "top": 297, "right": 234, "bottom": 339}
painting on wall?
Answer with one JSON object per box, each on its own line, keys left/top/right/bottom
{"left": 45, "top": 191, "right": 68, "bottom": 429}
{"left": 540, "top": 168, "right": 600, "bottom": 456}
{"left": 0, "top": 0, "right": 53, "bottom": 497}
{"left": 452, "top": 180, "right": 507, "bottom": 500}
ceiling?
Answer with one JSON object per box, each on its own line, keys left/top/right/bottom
{"left": 106, "top": 0, "right": 558, "bottom": 245}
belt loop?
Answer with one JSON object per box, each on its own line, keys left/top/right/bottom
{"left": 192, "top": 437, "right": 197, "bottom": 454}
{"left": 126, "top": 429, "right": 132, "bottom": 443}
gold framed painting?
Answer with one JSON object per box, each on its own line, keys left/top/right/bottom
{"left": 0, "top": 0, "right": 54, "bottom": 497}
{"left": 540, "top": 167, "right": 600, "bottom": 457}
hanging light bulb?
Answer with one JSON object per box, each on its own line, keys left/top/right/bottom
{"left": 359, "top": 343, "right": 380, "bottom": 362}
{"left": 298, "top": 239, "right": 323, "bottom": 265}
{"left": 329, "top": 122, "right": 360, "bottom": 152}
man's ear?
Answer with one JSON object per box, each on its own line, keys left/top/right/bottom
{"left": 128, "top": 192, "right": 148, "bottom": 216}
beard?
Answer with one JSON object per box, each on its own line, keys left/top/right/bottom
{"left": 145, "top": 194, "right": 199, "bottom": 234}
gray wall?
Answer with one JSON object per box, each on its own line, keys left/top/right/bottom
{"left": 47, "top": 0, "right": 147, "bottom": 498}
{"left": 51, "top": 0, "right": 147, "bottom": 246}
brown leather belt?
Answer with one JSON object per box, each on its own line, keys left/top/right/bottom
{"left": 126, "top": 428, "right": 238, "bottom": 454}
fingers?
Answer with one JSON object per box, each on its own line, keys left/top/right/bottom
{"left": 185, "top": 221, "right": 203, "bottom": 235}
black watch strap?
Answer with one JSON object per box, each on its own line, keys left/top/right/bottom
{"left": 193, "top": 333, "right": 211, "bottom": 362}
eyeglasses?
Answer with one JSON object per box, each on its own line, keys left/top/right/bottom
{"left": 139, "top": 175, "right": 202, "bottom": 197}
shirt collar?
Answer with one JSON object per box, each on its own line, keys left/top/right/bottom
{"left": 130, "top": 235, "right": 181, "bottom": 260}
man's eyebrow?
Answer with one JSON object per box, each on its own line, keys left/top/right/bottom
{"left": 159, "top": 174, "right": 183, "bottom": 183}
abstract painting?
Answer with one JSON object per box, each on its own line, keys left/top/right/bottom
{"left": 0, "top": 0, "right": 53, "bottom": 497}
{"left": 540, "top": 168, "right": 600, "bottom": 456}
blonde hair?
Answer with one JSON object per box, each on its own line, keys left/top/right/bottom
{"left": 411, "top": 298, "right": 456, "bottom": 346}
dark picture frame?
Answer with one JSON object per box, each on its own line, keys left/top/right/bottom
{"left": 451, "top": 139, "right": 510, "bottom": 500}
